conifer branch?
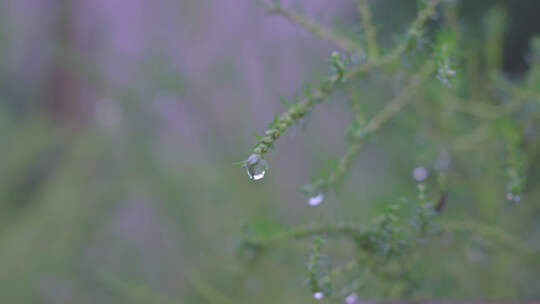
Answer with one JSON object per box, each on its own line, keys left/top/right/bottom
{"left": 448, "top": 99, "right": 522, "bottom": 119}
{"left": 238, "top": 0, "right": 540, "bottom": 298}
{"left": 310, "top": 61, "right": 436, "bottom": 192}
{"left": 372, "top": 0, "right": 437, "bottom": 66}
{"left": 249, "top": 0, "right": 440, "bottom": 159}
{"left": 244, "top": 223, "right": 365, "bottom": 249}
{"left": 355, "top": 0, "right": 380, "bottom": 60}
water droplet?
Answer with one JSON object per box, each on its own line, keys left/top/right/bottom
{"left": 413, "top": 166, "right": 428, "bottom": 181}
{"left": 245, "top": 154, "right": 267, "bottom": 181}
{"left": 313, "top": 291, "right": 324, "bottom": 300}
{"left": 507, "top": 193, "right": 522, "bottom": 202}
{"left": 345, "top": 293, "right": 358, "bottom": 304}
{"left": 437, "top": 76, "right": 451, "bottom": 88}
{"left": 506, "top": 193, "right": 514, "bottom": 201}
{"left": 246, "top": 163, "right": 266, "bottom": 180}
{"left": 308, "top": 193, "right": 324, "bottom": 206}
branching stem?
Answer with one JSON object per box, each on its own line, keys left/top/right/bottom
{"left": 314, "top": 61, "right": 436, "bottom": 190}
{"left": 251, "top": 0, "right": 439, "bottom": 158}
{"left": 245, "top": 223, "right": 364, "bottom": 248}
{"left": 266, "top": 4, "right": 363, "bottom": 52}
{"left": 356, "top": 0, "right": 380, "bottom": 60}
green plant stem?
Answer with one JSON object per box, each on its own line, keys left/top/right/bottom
{"left": 251, "top": 0, "right": 439, "bottom": 158}
{"left": 507, "top": 86, "right": 540, "bottom": 103}
{"left": 497, "top": 77, "right": 540, "bottom": 102}
{"left": 266, "top": 4, "right": 363, "bottom": 52}
{"left": 319, "top": 259, "right": 360, "bottom": 284}
{"left": 315, "top": 61, "right": 436, "bottom": 190}
{"left": 307, "top": 236, "right": 323, "bottom": 292}
{"left": 186, "top": 272, "right": 236, "bottom": 304}
{"left": 245, "top": 223, "right": 364, "bottom": 248}
{"left": 356, "top": 0, "right": 380, "bottom": 60}
{"left": 362, "top": 62, "right": 435, "bottom": 134}
{"left": 354, "top": 0, "right": 439, "bottom": 72}
{"left": 450, "top": 124, "right": 491, "bottom": 152}
{"left": 441, "top": 220, "right": 539, "bottom": 253}
{"left": 347, "top": 85, "right": 366, "bottom": 125}
{"left": 448, "top": 98, "right": 522, "bottom": 119}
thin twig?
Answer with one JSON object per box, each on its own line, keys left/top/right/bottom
{"left": 315, "top": 61, "right": 436, "bottom": 190}
{"left": 245, "top": 223, "right": 364, "bottom": 248}
{"left": 250, "top": 0, "right": 440, "bottom": 158}
{"left": 356, "top": 0, "right": 380, "bottom": 60}
{"left": 267, "top": 4, "right": 363, "bottom": 52}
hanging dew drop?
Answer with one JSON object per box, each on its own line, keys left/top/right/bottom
{"left": 345, "top": 293, "right": 358, "bottom": 304}
{"left": 308, "top": 193, "right": 324, "bottom": 206}
{"left": 245, "top": 154, "right": 267, "bottom": 181}
{"left": 412, "top": 166, "right": 428, "bottom": 181}
{"left": 506, "top": 193, "right": 514, "bottom": 201}
{"left": 506, "top": 192, "right": 522, "bottom": 202}
{"left": 247, "top": 166, "right": 266, "bottom": 180}
{"left": 313, "top": 291, "right": 324, "bottom": 300}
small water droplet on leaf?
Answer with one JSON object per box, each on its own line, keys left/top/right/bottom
{"left": 345, "top": 293, "right": 358, "bottom": 304}
{"left": 313, "top": 291, "right": 324, "bottom": 300}
{"left": 308, "top": 193, "right": 324, "bottom": 206}
{"left": 507, "top": 193, "right": 522, "bottom": 202}
{"left": 413, "top": 166, "right": 428, "bottom": 181}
